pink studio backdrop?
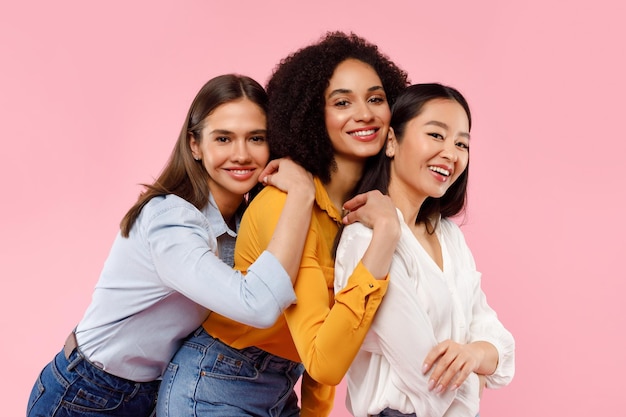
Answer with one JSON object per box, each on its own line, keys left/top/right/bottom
{"left": 2, "top": 0, "right": 624, "bottom": 415}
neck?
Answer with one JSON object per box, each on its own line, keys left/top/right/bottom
{"left": 209, "top": 188, "right": 244, "bottom": 226}
{"left": 388, "top": 176, "right": 426, "bottom": 227}
{"left": 325, "top": 156, "right": 365, "bottom": 212}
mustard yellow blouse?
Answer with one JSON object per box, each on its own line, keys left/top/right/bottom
{"left": 202, "top": 177, "right": 389, "bottom": 415}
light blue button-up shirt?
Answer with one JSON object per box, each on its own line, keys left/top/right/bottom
{"left": 75, "top": 193, "right": 296, "bottom": 382}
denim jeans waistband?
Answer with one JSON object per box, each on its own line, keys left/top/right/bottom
{"left": 192, "top": 326, "right": 300, "bottom": 374}
{"left": 64, "top": 348, "right": 160, "bottom": 396}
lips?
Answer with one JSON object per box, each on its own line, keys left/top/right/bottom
{"left": 428, "top": 166, "right": 451, "bottom": 177}
{"left": 348, "top": 127, "right": 380, "bottom": 142}
{"left": 224, "top": 167, "right": 257, "bottom": 180}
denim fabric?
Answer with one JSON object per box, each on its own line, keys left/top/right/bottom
{"left": 27, "top": 349, "right": 159, "bottom": 417}
{"left": 157, "top": 327, "right": 304, "bottom": 417}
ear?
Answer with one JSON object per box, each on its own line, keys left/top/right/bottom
{"left": 385, "top": 127, "right": 396, "bottom": 158}
{"left": 189, "top": 132, "right": 201, "bottom": 160}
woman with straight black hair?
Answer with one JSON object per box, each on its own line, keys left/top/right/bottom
{"left": 335, "top": 83, "right": 515, "bottom": 417}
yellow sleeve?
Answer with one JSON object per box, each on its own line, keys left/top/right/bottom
{"left": 285, "top": 232, "right": 389, "bottom": 386}
{"left": 300, "top": 371, "right": 334, "bottom": 417}
{"left": 234, "top": 186, "right": 286, "bottom": 271}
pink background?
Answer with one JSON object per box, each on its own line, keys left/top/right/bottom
{"left": 2, "top": 0, "right": 624, "bottom": 415}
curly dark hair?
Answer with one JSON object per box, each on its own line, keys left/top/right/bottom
{"left": 266, "top": 31, "right": 409, "bottom": 183}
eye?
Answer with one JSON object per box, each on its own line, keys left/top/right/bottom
{"left": 368, "top": 95, "right": 386, "bottom": 104}
{"left": 428, "top": 132, "right": 444, "bottom": 140}
{"left": 333, "top": 99, "right": 350, "bottom": 107}
{"left": 456, "top": 141, "right": 469, "bottom": 150}
{"left": 249, "top": 135, "right": 266, "bottom": 143}
{"left": 216, "top": 136, "right": 230, "bottom": 143}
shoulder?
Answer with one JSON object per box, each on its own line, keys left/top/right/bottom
{"left": 439, "top": 218, "right": 466, "bottom": 240}
{"left": 139, "top": 194, "right": 207, "bottom": 228}
{"left": 248, "top": 185, "right": 288, "bottom": 212}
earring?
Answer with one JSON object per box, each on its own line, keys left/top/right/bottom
{"left": 194, "top": 156, "right": 200, "bottom": 161}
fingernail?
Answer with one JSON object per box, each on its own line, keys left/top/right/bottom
{"left": 428, "top": 379, "right": 435, "bottom": 391}
{"left": 422, "top": 364, "right": 429, "bottom": 374}
{"left": 451, "top": 384, "right": 458, "bottom": 391}
{"left": 435, "top": 384, "right": 444, "bottom": 394}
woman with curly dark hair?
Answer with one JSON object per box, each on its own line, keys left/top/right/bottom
{"left": 157, "top": 32, "right": 410, "bottom": 417}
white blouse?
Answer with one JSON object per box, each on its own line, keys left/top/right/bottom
{"left": 335, "top": 210, "right": 515, "bottom": 417}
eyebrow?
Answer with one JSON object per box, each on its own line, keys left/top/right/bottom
{"left": 208, "top": 129, "right": 267, "bottom": 135}
{"left": 425, "top": 120, "right": 471, "bottom": 139}
{"left": 327, "top": 85, "right": 385, "bottom": 99}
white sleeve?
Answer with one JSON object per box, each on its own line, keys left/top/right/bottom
{"left": 468, "top": 272, "right": 516, "bottom": 388}
{"left": 450, "top": 221, "right": 516, "bottom": 389}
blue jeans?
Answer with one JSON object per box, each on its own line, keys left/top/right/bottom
{"left": 157, "top": 327, "right": 304, "bottom": 417}
{"left": 27, "top": 349, "right": 159, "bottom": 416}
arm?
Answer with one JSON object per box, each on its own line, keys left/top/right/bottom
{"left": 335, "top": 222, "right": 456, "bottom": 417}
{"left": 423, "top": 223, "right": 515, "bottom": 392}
{"left": 288, "top": 190, "right": 401, "bottom": 386}
{"left": 147, "top": 159, "right": 314, "bottom": 329}
{"left": 256, "top": 158, "right": 315, "bottom": 283}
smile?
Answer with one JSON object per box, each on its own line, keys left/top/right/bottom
{"left": 428, "top": 166, "right": 451, "bottom": 177}
{"left": 227, "top": 169, "right": 254, "bottom": 174}
{"left": 349, "top": 129, "right": 377, "bottom": 137}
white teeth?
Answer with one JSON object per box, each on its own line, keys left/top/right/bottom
{"left": 429, "top": 166, "right": 450, "bottom": 176}
{"left": 351, "top": 129, "right": 376, "bottom": 137}
{"left": 231, "top": 170, "right": 251, "bottom": 174}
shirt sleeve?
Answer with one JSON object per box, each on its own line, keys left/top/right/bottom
{"left": 451, "top": 222, "right": 516, "bottom": 389}
{"left": 336, "top": 222, "right": 459, "bottom": 417}
{"left": 145, "top": 201, "right": 296, "bottom": 329}
{"left": 238, "top": 187, "right": 388, "bottom": 389}
{"left": 467, "top": 272, "right": 516, "bottom": 388}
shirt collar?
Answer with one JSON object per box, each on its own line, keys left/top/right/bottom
{"left": 313, "top": 177, "right": 342, "bottom": 224}
{"left": 203, "top": 193, "right": 239, "bottom": 238}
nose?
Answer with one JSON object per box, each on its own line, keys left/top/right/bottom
{"left": 355, "top": 100, "right": 374, "bottom": 122}
{"left": 232, "top": 139, "right": 251, "bottom": 163}
{"left": 441, "top": 141, "right": 458, "bottom": 162}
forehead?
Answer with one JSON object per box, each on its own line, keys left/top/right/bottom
{"left": 203, "top": 99, "right": 266, "bottom": 129}
{"left": 416, "top": 99, "right": 469, "bottom": 129}
{"left": 325, "top": 59, "right": 383, "bottom": 92}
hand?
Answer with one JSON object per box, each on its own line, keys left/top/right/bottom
{"left": 259, "top": 158, "right": 314, "bottom": 196}
{"left": 342, "top": 190, "right": 399, "bottom": 231}
{"left": 422, "top": 340, "right": 485, "bottom": 395}
{"left": 478, "top": 374, "right": 486, "bottom": 398}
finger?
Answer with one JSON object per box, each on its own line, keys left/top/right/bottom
{"left": 449, "top": 364, "right": 473, "bottom": 391}
{"left": 439, "top": 356, "right": 466, "bottom": 392}
{"left": 258, "top": 159, "right": 282, "bottom": 180}
{"left": 423, "top": 341, "right": 448, "bottom": 375}
{"left": 342, "top": 193, "right": 369, "bottom": 211}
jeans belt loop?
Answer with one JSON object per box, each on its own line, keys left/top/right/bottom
{"left": 63, "top": 330, "right": 79, "bottom": 360}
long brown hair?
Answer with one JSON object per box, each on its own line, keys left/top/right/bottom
{"left": 119, "top": 74, "right": 268, "bottom": 237}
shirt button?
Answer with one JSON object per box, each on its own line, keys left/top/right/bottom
{"left": 369, "top": 283, "right": 374, "bottom": 288}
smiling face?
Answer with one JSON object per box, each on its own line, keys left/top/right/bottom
{"left": 387, "top": 98, "right": 470, "bottom": 205}
{"left": 190, "top": 98, "right": 269, "bottom": 209}
{"left": 324, "top": 58, "right": 391, "bottom": 164}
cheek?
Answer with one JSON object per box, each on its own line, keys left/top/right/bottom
{"left": 378, "top": 107, "right": 391, "bottom": 126}
{"left": 324, "top": 110, "right": 347, "bottom": 134}
{"left": 254, "top": 145, "right": 270, "bottom": 165}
